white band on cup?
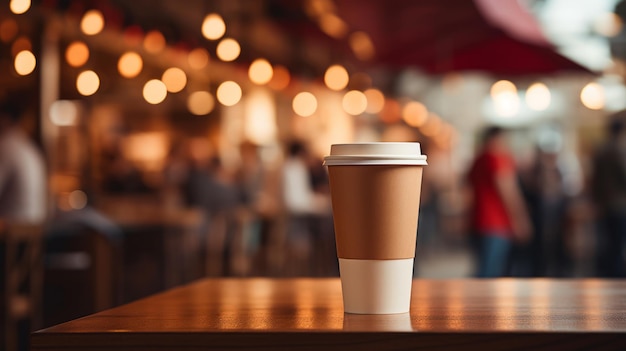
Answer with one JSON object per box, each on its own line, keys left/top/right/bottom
{"left": 339, "top": 258, "right": 414, "bottom": 314}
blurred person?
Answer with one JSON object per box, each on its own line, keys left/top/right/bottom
{"left": 0, "top": 93, "right": 46, "bottom": 223}
{"left": 591, "top": 116, "right": 626, "bottom": 277}
{"left": 516, "top": 147, "right": 569, "bottom": 277}
{"left": 281, "top": 141, "right": 330, "bottom": 275}
{"left": 467, "top": 126, "right": 531, "bottom": 277}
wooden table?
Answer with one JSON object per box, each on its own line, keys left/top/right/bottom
{"left": 32, "top": 278, "right": 626, "bottom": 350}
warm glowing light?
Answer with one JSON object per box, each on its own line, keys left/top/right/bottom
{"left": 14, "top": 50, "right": 36, "bottom": 75}
{"left": 580, "top": 82, "right": 605, "bottom": 110}
{"left": 187, "top": 91, "right": 215, "bottom": 115}
{"left": 248, "top": 59, "right": 273, "bottom": 85}
{"left": 491, "top": 80, "right": 520, "bottom": 117}
{"left": 11, "top": 36, "right": 31, "bottom": 56}
{"left": 380, "top": 99, "right": 401, "bottom": 123}
{"left": 324, "top": 65, "right": 349, "bottom": 91}
{"left": 245, "top": 90, "right": 277, "bottom": 145}
{"left": 216, "top": 38, "right": 240, "bottom": 62}
{"left": 217, "top": 81, "right": 242, "bottom": 106}
{"left": 188, "top": 48, "right": 209, "bottom": 69}
{"left": 76, "top": 70, "right": 100, "bottom": 96}
{"left": 319, "top": 13, "right": 348, "bottom": 38}
{"left": 69, "top": 190, "right": 87, "bottom": 210}
{"left": 161, "top": 67, "right": 187, "bottom": 93}
{"left": 525, "top": 82, "right": 551, "bottom": 111}
{"left": 269, "top": 65, "right": 290, "bottom": 90}
{"left": 349, "top": 31, "right": 375, "bottom": 61}
{"left": 0, "top": 19, "right": 18, "bottom": 43}
{"left": 118, "top": 52, "right": 143, "bottom": 78}
{"left": 121, "top": 132, "right": 169, "bottom": 171}
{"left": 292, "top": 92, "right": 317, "bottom": 117}
{"left": 402, "top": 101, "right": 428, "bottom": 127}
{"left": 364, "top": 88, "right": 385, "bottom": 114}
{"left": 202, "top": 13, "right": 226, "bottom": 40}
{"left": 491, "top": 80, "right": 517, "bottom": 97}
{"left": 420, "top": 114, "right": 443, "bottom": 137}
{"left": 50, "top": 100, "right": 79, "bottom": 126}
{"left": 342, "top": 90, "right": 367, "bottom": 115}
{"left": 10, "top": 0, "right": 30, "bottom": 14}
{"left": 143, "top": 79, "right": 167, "bottom": 104}
{"left": 80, "top": 10, "right": 105, "bottom": 36}
{"left": 143, "top": 30, "right": 166, "bottom": 54}
{"left": 65, "top": 41, "right": 89, "bottom": 67}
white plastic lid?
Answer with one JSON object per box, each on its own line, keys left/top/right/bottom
{"left": 323, "top": 142, "right": 427, "bottom": 166}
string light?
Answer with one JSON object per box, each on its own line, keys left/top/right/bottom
{"left": 65, "top": 41, "right": 90, "bottom": 67}
{"left": 248, "top": 59, "right": 273, "bottom": 85}
{"left": 525, "top": 82, "right": 551, "bottom": 111}
{"left": 402, "top": 101, "right": 428, "bottom": 127}
{"left": 580, "top": 82, "right": 605, "bottom": 110}
{"left": 81, "top": 10, "right": 105, "bottom": 36}
{"left": 292, "top": 92, "right": 317, "bottom": 117}
{"left": 187, "top": 91, "right": 215, "bottom": 115}
{"left": 143, "top": 79, "right": 167, "bottom": 104}
{"left": 202, "top": 13, "right": 226, "bottom": 40}
{"left": 10, "top": 0, "right": 31, "bottom": 15}
{"left": 324, "top": 64, "right": 349, "bottom": 91}
{"left": 143, "top": 30, "right": 166, "bottom": 54}
{"left": 216, "top": 38, "right": 240, "bottom": 62}
{"left": 342, "top": 90, "right": 367, "bottom": 115}
{"left": 118, "top": 52, "right": 143, "bottom": 78}
{"left": 76, "top": 70, "right": 100, "bottom": 96}
{"left": 14, "top": 50, "right": 36, "bottom": 75}
{"left": 161, "top": 67, "right": 187, "bottom": 93}
{"left": 216, "top": 81, "right": 242, "bottom": 106}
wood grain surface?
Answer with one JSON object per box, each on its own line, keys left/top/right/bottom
{"left": 32, "top": 278, "right": 626, "bottom": 350}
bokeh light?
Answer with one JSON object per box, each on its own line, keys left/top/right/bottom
{"left": 364, "top": 88, "right": 385, "bottom": 114}
{"left": 269, "top": 65, "right": 290, "bottom": 90}
{"left": 349, "top": 31, "right": 375, "bottom": 61}
{"left": 187, "top": 91, "right": 215, "bottom": 115}
{"left": 118, "top": 52, "right": 143, "bottom": 78}
{"left": 525, "top": 82, "right": 551, "bottom": 111}
{"left": 80, "top": 10, "right": 105, "bottom": 36}
{"left": 342, "top": 90, "right": 367, "bottom": 115}
{"left": 10, "top": 0, "right": 30, "bottom": 14}
{"left": 216, "top": 81, "right": 242, "bottom": 106}
{"left": 420, "top": 114, "right": 443, "bottom": 137}
{"left": 14, "top": 50, "right": 36, "bottom": 75}
{"left": 143, "top": 30, "right": 166, "bottom": 54}
{"left": 188, "top": 48, "right": 209, "bottom": 69}
{"left": 248, "top": 59, "right": 273, "bottom": 85}
{"left": 161, "top": 67, "right": 187, "bottom": 93}
{"left": 402, "top": 101, "right": 428, "bottom": 127}
{"left": 50, "top": 100, "right": 79, "bottom": 126}
{"left": 143, "top": 79, "right": 167, "bottom": 104}
{"left": 65, "top": 41, "right": 90, "bottom": 67}
{"left": 76, "top": 70, "right": 100, "bottom": 96}
{"left": 324, "top": 64, "right": 349, "bottom": 91}
{"left": 216, "top": 38, "right": 240, "bottom": 62}
{"left": 580, "top": 82, "right": 605, "bottom": 110}
{"left": 202, "top": 13, "right": 226, "bottom": 40}
{"left": 319, "top": 13, "right": 348, "bottom": 38}
{"left": 292, "top": 92, "right": 317, "bottom": 117}
{"left": 490, "top": 80, "right": 517, "bottom": 97}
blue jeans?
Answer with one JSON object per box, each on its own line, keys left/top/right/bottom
{"left": 473, "top": 234, "right": 512, "bottom": 278}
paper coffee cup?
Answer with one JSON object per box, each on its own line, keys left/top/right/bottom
{"left": 324, "top": 143, "right": 427, "bottom": 314}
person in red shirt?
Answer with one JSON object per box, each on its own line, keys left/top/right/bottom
{"left": 468, "top": 126, "right": 531, "bottom": 277}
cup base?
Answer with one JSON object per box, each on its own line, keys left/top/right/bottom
{"left": 339, "top": 258, "right": 414, "bottom": 314}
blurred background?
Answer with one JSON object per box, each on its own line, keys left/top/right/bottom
{"left": 2, "top": 0, "right": 626, "bottom": 349}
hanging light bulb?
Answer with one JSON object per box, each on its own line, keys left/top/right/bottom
{"left": 10, "top": 0, "right": 31, "bottom": 15}
{"left": 342, "top": 90, "right": 367, "bottom": 115}
{"left": 118, "top": 52, "right": 143, "bottom": 78}
{"left": 14, "top": 50, "right": 36, "bottom": 75}
{"left": 216, "top": 81, "right": 242, "bottom": 106}
{"left": 80, "top": 10, "right": 105, "bottom": 36}
{"left": 324, "top": 65, "right": 349, "bottom": 91}
{"left": 65, "top": 41, "right": 90, "bottom": 67}
{"left": 292, "top": 92, "right": 317, "bottom": 117}
{"left": 216, "top": 38, "right": 240, "bottom": 62}
{"left": 161, "top": 67, "right": 187, "bottom": 93}
{"left": 76, "top": 70, "right": 100, "bottom": 96}
{"left": 143, "top": 79, "right": 167, "bottom": 104}
{"left": 248, "top": 59, "right": 273, "bottom": 85}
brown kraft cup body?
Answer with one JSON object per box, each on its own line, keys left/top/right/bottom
{"left": 328, "top": 164, "right": 423, "bottom": 260}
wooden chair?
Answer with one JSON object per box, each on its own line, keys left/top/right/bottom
{"left": 1, "top": 222, "right": 43, "bottom": 351}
